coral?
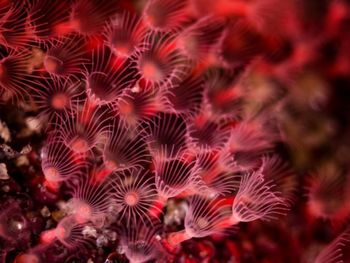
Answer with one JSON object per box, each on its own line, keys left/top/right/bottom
{"left": 0, "top": 0, "right": 349, "bottom": 262}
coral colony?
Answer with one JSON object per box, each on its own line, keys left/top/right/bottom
{"left": 0, "top": 0, "right": 350, "bottom": 262}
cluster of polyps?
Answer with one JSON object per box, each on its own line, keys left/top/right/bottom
{"left": 0, "top": 0, "right": 303, "bottom": 262}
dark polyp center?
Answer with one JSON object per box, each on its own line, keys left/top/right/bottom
{"left": 191, "top": 122, "right": 218, "bottom": 147}
{"left": 104, "top": 151, "right": 128, "bottom": 171}
{"left": 88, "top": 72, "right": 114, "bottom": 103}
{"left": 125, "top": 191, "right": 139, "bottom": 206}
{"left": 51, "top": 93, "right": 69, "bottom": 110}
{"left": 44, "top": 166, "right": 60, "bottom": 182}
{"left": 112, "top": 41, "right": 133, "bottom": 57}
{"left": 140, "top": 59, "right": 164, "bottom": 82}
{"left": 44, "top": 55, "right": 64, "bottom": 75}
{"left": 70, "top": 136, "right": 89, "bottom": 153}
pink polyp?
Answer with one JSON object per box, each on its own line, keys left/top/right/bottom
{"left": 115, "top": 88, "right": 165, "bottom": 128}
{"left": 70, "top": 200, "right": 93, "bottom": 224}
{"left": 70, "top": 137, "right": 90, "bottom": 154}
{"left": 41, "top": 135, "right": 85, "bottom": 183}
{"left": 193, "top": 150, "right": 240, "bottom": 197}
{"left": 31, "top": 77, "right": 83, "bottom": 125}
{"left": 143, "top": 112, "right": 188, "bottom": 158}
{"left": 162, "top": 73, "right": 204, "bottom": 117}
{"left": 260, "top": 155, "right": 297, "bottom": 205}
{"left": 218, "top": 19, "right": 264, "bottom": 67}
{"left": 51, "top": 93, "right": 69, "bottom": 110}
{"left": 184, "top": 195, "right": 232, "bottom": 239}
{"left": 141, "top": 61, "right": 164, "bottom": 82}
{"left": 134, "top": 31, "right": 189, "bottom": 90}
{"left": 56, "top": 100, "right": 110, "bottom": 155}
{"left": 0, "top": 2, "right": 31, "bottom": 49}
{"left": 186, "top": 109, "right": 231, "bottom": 152}
{"left": 44, "top": 56, "right": 64, "bottom": 74}
{"left": 306, "top": 164, "right": 350, "bottom": 224}
{"left": 113, "top": 170, "right": 162, "bottom": 224}
{"left": 27, "top": 0, "right": 71, "bottom": 41}
{"left": 143, "top": 0, "right": 191, "bottom": 31}
{"left": 67, "top": 168, "right": 115, "bottom": 226}
{"left": 0, "top": 50, "right": 33, "bottom": 103}
{"left": 86, "top": 71, "right": 109, "bottom": 101}
{"left": 44, "top": 34, "right": 88, "bottom": 77}
{"left": 314, "top": 227, "right": 350, "bottom": 263}
{"left": 227, "top": 121, "right": 275, "bottom": 153}
{"left": 85, "top": 45, "right": 139, "bottom": 106}
{"left": 124, "top": 191, "right": 139, "bottom": 206}
{"left": 53, "top": 216, "right": 94, "bottom": 250}
{"left": 231, "top": 169, "right": 289, "bottom": 222}
{"left": 118, "top": 221, "right": 162, "bottom": 263}
{"left": 70, "top": 0, "right": 119, "bottom": 37}
{"left": 153, "top": 150, "right": 199, "bottom": 199}
{"left": 102, "top": 118, "right": 150, "bottom": 173}
{"left": 203, "top": 67, "right": 245, "bottom": 121}
{"left": 104, "top": 11, "right": 148, "bottom": 58}
{"left": 177, "top": 15, "right": 226, "bottom": 63}
{"left": 42, "top": 167, "right": 60, "bottom": 182}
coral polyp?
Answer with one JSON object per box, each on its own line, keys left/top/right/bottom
{"left": 0, "top": 49, "right": 33, "bottom": 102}
{"left": 112, "top": 169, "right": 161, "bottom": 224}
{"left": 43, "top": 34, "right": 88, "bottom": 77}
{"left": 104, "top": 12, "right": 148, "bottom": 58}
{"left": 85, "top": 45, "right": 139, "bottom": 106}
